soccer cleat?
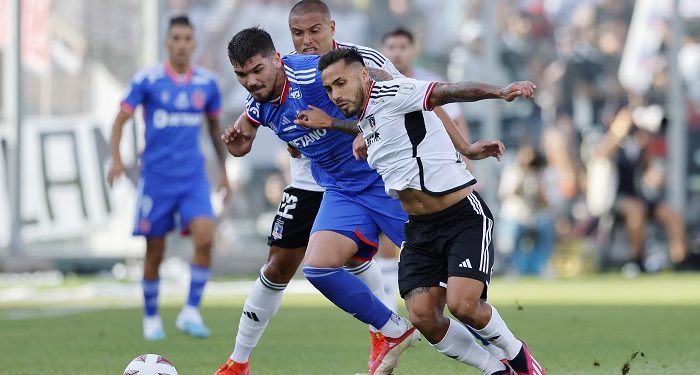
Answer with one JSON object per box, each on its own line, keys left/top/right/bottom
{"left": 143, "top": 316, "right": 166, "bottom": 341}
{"left": 369, "top": 325, "right": 421, "bottom": 375}
{"left": 213, "top": 359, "right": 249, "bottom": 375}
{"left": 176, "top": 308, "right": 211, "bottom": 338}
{"left": 509, "top": 340, "right": 545, "bottom": 375}
{"left": 368, "top": 330, "right": 384, "bottom": 370}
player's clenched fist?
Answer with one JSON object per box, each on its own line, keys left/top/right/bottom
{"left": 499, "top": 81, "right": 536, "bottom": 102}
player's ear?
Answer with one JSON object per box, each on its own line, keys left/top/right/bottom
{"left": 272, "top": 52, "right": 282, "bottom": 68}
{"left": 361, "top": 66, "right": 369, "bottom": 81}
{"left": 329, "top": 20, "right": 336, "bottom": 35}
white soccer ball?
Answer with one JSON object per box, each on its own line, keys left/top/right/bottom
{"left": 123, "top": 354, "right": 178, "bottom": 375}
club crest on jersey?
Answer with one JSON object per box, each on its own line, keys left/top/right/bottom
{"left": 289, "top": 88, "right": 302, "bottom": 99}
{"left": 192, "top": 89, "right": 206, "bottom": 110}
{"left": 272, "top": 219, "right": 284, "bottom": 240}
{"left": 174, "top": 91, "right": 189, "bottom": 109}
{"left": 367, "top": 115, "right": 377, "bottom": 132}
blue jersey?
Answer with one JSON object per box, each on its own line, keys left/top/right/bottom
{"left": 245, "top": 54, "right": 382, "bottom": 193}
{"left": 121, "top": 63, "right": 221, "bottom": 177}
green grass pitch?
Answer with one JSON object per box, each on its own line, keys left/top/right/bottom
{"left": 1, "top": 274, "right": 699, "bottom": 374}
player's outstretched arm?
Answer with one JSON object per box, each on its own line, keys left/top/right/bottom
{"left": 433, "top": 106, "right": 504, "bottom": 161}
{"left": 295, "top": 105, "right": 359, "bottom": 135}
{"left": 221, "top": 113, "right": 257, "bottom": 157}
{"left": 108, "top": 109, "right": 133, "bottom": 186}
{"left": 427, "top": 80, "right": 536, "bottom": 109}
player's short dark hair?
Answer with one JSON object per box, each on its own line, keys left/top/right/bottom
{"left": 318, "top": 47, "right": 365, "bottom": 73}
{"left": 227, "top": 27, "right": 277, "bottom": 66}
{"left": 382, "top": 27, "right": 414, "bottom": 44}
{"left": 168, "top": 15, "right": 193, "bottom": 31}
{"left": 289, "top": 0, "right": 331, "bottom": 20}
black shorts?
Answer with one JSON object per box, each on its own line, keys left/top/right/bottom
{"left": 398, "top": 191, "right": 494, "bottom": 299}
{"left": 267, "top": 187, "right": 324, "bottom": 249}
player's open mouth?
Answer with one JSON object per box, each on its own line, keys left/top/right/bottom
{"left": 303, "top": 48, "right": 317, "bottom": 54}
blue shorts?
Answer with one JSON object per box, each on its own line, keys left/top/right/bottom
{"left": 132, "top": 173, "right": 214, "bottom": 238}
{"left": 311, "top": 184, "right": 407, "bottom": 260}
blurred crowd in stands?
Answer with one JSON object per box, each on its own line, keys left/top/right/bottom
{"left": 173, "top": 0, "right": 700, "bottom": 275}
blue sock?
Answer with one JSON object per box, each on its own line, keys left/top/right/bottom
{"left": 187, "top": 264, "right": 211, "bottom": 308}
{"left": 303, "top": 266, "right": 392, "bottom": 328}
{"left": 142, "top": 278, "right": 160, "bottom": 317}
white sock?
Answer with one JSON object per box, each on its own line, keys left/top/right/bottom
{"left": 345, "top": 260, "right": 386, "bottom": 332}
{"left": 230, "top": 274, "right": 286, "bottom": 363}
{"left": 474, "top": 304, "right": 523, "bottom": 360}
{"left": 378, "top": 312, "right": 408, "bottom": 338}
{"left": 434, "top": 319, "right": 506, "bottom": 375}
{"left": 375, "top": 257, "right": 399, "bottom": 313}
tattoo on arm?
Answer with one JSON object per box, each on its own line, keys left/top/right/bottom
{"left": 331, "top": 118, "right": 360, "bottom": 135}
{"left": 368, "top": 67, "right": 394, "bottom": 81}
{"left": 429, "top": 82, "right": 502, "bottom": 108}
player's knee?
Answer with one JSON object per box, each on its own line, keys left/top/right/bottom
{"left": 446, "top": 298, "right": 480, "bottom": 325}
{"left": 406, "top": 304, "right": 438, "bottom": 332}
{"left": 194, "top": 232, "right": 214, "bottom": 253}
{"left": 263, "top": 261, "right": 296, "bottom": 284}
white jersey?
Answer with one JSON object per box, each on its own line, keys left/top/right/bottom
{"left": 289, "top": 156, "right": 325, "bottom": 192}
{"left": 357, "top": 77, "right": 476, "bottom": 198}
{"left": 285, "top": 40, "right": 403, "bottom": 191}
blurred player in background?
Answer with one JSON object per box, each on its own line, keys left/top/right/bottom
{"left": 310, "top": 47, "right": 543, "bottom": 375}
{"left": 108, "top": 15, "right": 230, "bottom": 341}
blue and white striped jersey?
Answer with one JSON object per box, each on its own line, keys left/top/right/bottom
{"left": 245, "top": 54, "right": 382, "bottom": 193}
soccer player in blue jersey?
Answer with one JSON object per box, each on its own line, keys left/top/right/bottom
{"left": 108, "top": 15, "right": 230, "bottom": 341}
{"left": 221, "top": 27, "right": 419, "bottom": 375}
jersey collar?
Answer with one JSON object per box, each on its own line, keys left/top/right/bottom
{"left": 164, "top": 62, "right": 193, "bottom": 85}
{"left": 358, "top": 80, "right": 376, "bottom": 120}
{"left": 271, "top": 74, "right": 290, "bottom": 107}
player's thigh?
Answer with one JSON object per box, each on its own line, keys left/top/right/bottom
{"left": 361, "top": 186, "right": 408, "bottom": 247}
{"left": 377, "top": 233, "right": 400, "bottom": 258}
{"left": 133, "top": 176, "right": 178, "bottom": 237}
{"left": 305, "top": 231, "right": 360, "bottom": 268}
{"left": 309, "top": 190, "right": 380, "bottom": 263}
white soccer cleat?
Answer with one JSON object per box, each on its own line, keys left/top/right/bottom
{"left": 176, "top": 307, "right": 211, "bottom": 338}
{"left": 143, "top": 315, "right": 166, "bottom": 341}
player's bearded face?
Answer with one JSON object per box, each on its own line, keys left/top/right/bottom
{"left": 235, "top": 54, "right": 282, "bottom": 103}
{"left": 322, "top": 62, "right": 366, "bottom": 117}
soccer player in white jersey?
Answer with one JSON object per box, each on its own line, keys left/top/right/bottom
{"left": 301, "top": 48, "right": 545, "bottom": 375}
{"left": 379, "top": 26, "right": 478, "bottom": 316}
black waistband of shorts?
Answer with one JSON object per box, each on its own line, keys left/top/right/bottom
{"left": 408, "top": 193, "right": 478, "bottom": 224}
